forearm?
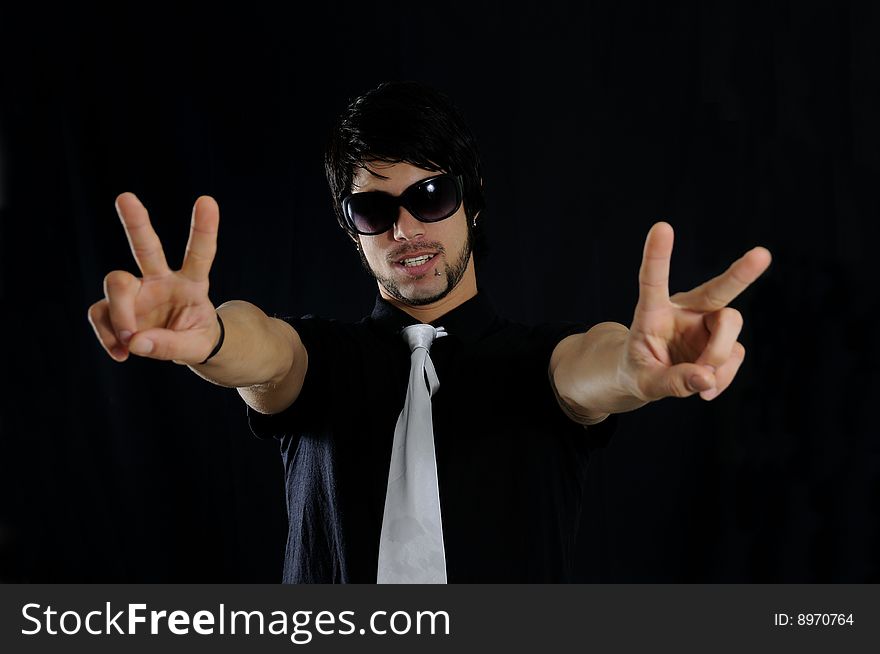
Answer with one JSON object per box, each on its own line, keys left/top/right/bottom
{"left": 187, "top": 300, "right": 295, "bottom": 389}
{"left": 550, "top": 322, "right": 647, "bottom": 421}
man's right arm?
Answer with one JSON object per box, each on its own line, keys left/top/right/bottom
{"left": 88, "top": 193, "right": 307, "bottom": 417}
{"left": 188, "top": 300, "right": 309, "bottom": 415}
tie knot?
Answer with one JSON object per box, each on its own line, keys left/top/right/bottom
{"left": 401, "top": 324, "right": 446, "bottom": 353}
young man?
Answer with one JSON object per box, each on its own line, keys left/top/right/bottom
{"left": 88, "top": 81, "right": 771, "bottom": 583}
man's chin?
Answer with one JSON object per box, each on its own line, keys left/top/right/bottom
{"left": 383, "top": 280, "right": 452, "bottom": 307}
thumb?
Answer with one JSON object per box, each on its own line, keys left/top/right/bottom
{"left": 128, "top": 326, "right": 216, "bottom": 364}
{"left": 643, "top": 362, "right": 717, "bottom": 400}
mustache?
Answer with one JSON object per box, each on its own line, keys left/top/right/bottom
{"left": 387, "top": 242, "right": 445, "bottom": 262}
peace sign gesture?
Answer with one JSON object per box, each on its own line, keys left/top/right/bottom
{"left": 621, "top": 222, "right": 772, "bottom": 402}
{"left": 87, "top": 193, "right": 222, "bottom": 365}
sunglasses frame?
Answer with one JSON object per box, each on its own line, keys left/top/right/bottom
{"left": 341, "top": 173, "right": 464, "bottom": 236}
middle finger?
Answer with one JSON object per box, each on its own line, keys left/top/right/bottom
{"left": 115, "top": 192, "right": 172, "bottom": 277}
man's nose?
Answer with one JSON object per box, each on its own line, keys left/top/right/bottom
{"left": 393, "top": 207, "right": 425, "bottom": 241}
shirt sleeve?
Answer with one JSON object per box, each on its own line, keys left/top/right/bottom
{"left": 530, "top": 321, "right": 618, "bottom": 450}
{"left": 246, "top": 314, "right": 341, "bottom": 441}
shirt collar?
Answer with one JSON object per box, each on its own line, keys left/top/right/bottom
{"left": 368, "top": 289, "right": 499, "bottom": 343}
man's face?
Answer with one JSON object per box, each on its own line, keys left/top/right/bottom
{"left": 351, "top": 161, "right": 473, "bottom": 307}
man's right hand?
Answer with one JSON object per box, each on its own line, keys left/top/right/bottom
{"left": 87, "top": 192, "right": 222, "bottom": 365}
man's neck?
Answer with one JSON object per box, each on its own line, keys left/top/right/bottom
{"left": 379, "top": 257, "right": 478, "bottom": 324}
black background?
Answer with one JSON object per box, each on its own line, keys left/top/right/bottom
{"left": 0, "top": 0, "right": 877, "bottom": 582}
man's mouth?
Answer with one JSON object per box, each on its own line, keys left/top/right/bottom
{"left": 398, "top": 254, "right": 436, "bottom": 267}
{"left": 392, "top": 252, "right": 440, "bottom": 276}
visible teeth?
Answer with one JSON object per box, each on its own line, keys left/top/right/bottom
{"left": 401, "top": 255, "right": 433, "bottom": 266}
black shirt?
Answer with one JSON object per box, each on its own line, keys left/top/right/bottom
{"left": 247, "top": 291, "right": 615, "bottom": 583}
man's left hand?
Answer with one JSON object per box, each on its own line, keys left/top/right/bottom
{"left": 620, "top": 221, "right": 772, "bottom": 402}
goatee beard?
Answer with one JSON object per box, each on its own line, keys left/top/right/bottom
{"left": 358, "top": 230, "right": 474, "bottom": 306}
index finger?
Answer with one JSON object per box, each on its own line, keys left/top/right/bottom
{"left": 671, "top": 246, "right": 772, "bottom": 312}
{"left": 180, "top": 195, "right": 219, "bottom": 283}
{"left": 115, "top": 192, "right": 171, "bottom": 277}
{"left": 636, "top": 221, "right": 674, "bottom": 312}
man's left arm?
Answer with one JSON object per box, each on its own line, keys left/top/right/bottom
{"left": 549, "top": 222, "right": 772, "bottom": 424}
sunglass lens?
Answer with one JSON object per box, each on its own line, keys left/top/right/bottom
{"left": 347, "top": 193, "right": 395, "bottom": 235}
{"left": 407, "top": 176, "right": 461, "bottom": 222}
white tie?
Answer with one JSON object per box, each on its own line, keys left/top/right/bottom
{"left": 377, "top": 323, "right": 447, "bottom": 583}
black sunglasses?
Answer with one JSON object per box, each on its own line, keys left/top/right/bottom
{"left": 342, "top": 174, "right": 464, "bottom": 236}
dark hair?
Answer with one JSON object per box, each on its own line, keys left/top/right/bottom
{"left": 324, "top": 81, "right": 487, "bottom": 258}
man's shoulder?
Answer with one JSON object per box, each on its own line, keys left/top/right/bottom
{"left": 273, "top": 312, "right": 374, "bottom": 329}
{"left": 272, "top": 312, "right": 394, "bottom": 352}
{"left": 478, "top": 317, "right": 588, "bottom": 346}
